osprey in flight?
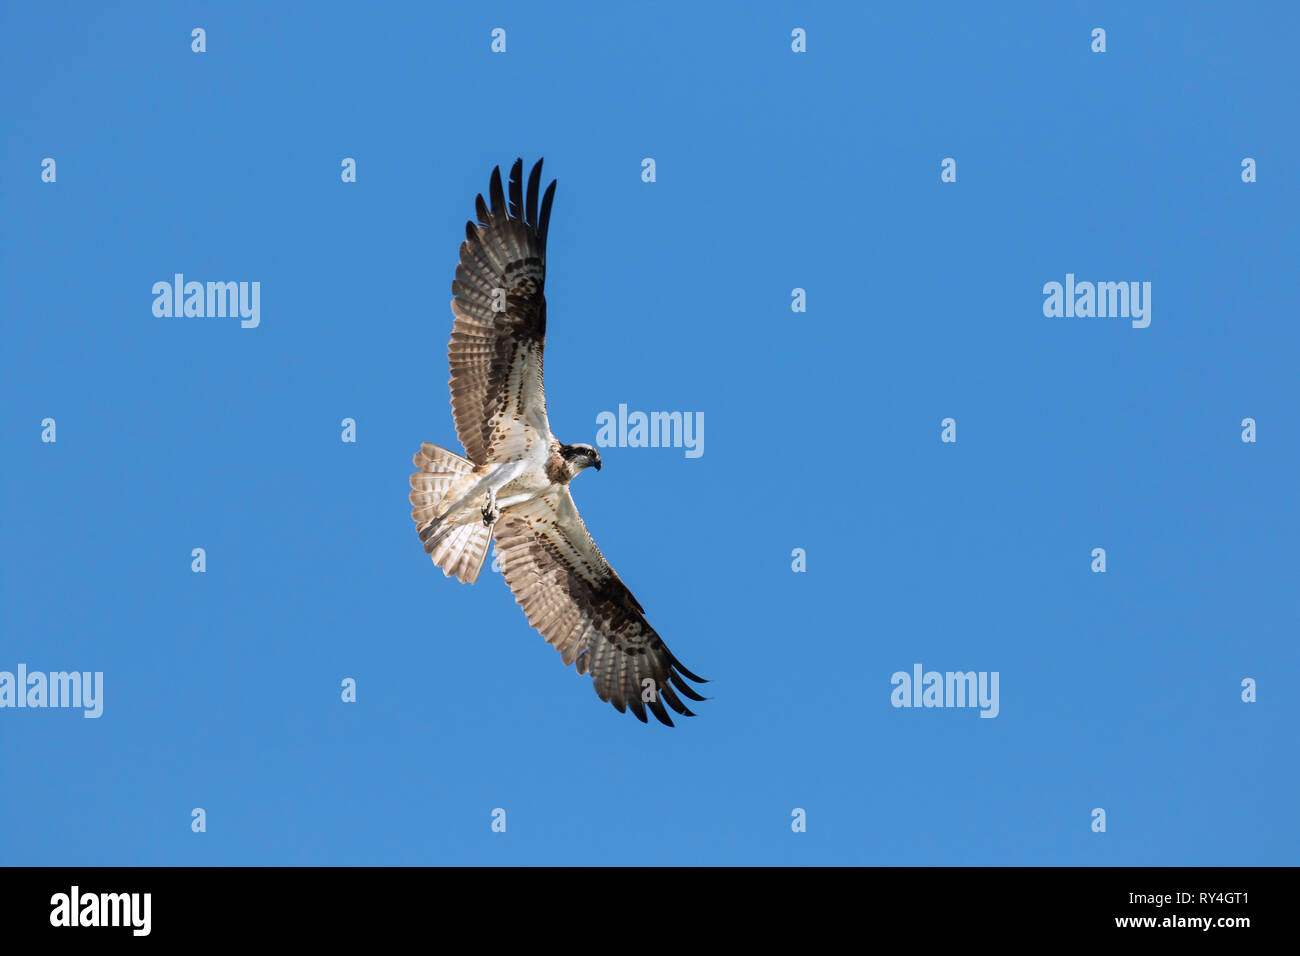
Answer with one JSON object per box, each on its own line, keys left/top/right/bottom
{"left": 409, "top": 158, "right": 706, "bottom": 726}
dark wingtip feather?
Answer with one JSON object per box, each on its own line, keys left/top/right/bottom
{"left": 538, "top": 179, "right": 557, "bottom": 249}
{"left": 647, "top": 694, "right": 675, "bottom": 727}
{"left": 526, "top": 159, "right": 542, "bottom": 228}
{"left": 507, "top": 158, "right": 524, "bottom": 220}
{"left": 669, "top": 670, "right": 708, "bottom": 702}
{"left": 659, "top": 683, "right": 697, "bottom": 718}
{"left": 628, "top": 692, "right": 648, "bottom": 723}
{"left": 669, "top": 655, "right": 707, "bottom": 685}
{"left": 474, "top": 194, "right": 489, "bottom": 226}
{"left": 488, "top": 165, "right": 506, "bottom": 216}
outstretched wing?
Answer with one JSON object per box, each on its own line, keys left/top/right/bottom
{"left": 492, "top": 492, "right": 707, "bottom": 726}
{"left": 449, "top": 158, "right": 557, "bottom": 466}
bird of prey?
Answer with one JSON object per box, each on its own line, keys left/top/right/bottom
{"left": 409, "top": 158, "right": 706, "bottom": 726}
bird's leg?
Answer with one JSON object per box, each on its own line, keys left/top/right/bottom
{"left": 481, "top": 487, "right": 499, "bottom": 527}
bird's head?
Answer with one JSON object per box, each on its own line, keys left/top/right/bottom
{"left": 560, "top": 442, "right": 602, "bottom": 477}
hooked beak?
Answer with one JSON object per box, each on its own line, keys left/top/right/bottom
{"left": 593, "top": 458, "right": 602, "bottom": 471}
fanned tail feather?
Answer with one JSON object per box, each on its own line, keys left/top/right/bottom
{"left": 410, "top": 442, "right": 491, "bottom": 584}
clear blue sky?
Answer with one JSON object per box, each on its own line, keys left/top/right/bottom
{"left": 2, "top": 1, "right": 1296, "bottom": 866}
